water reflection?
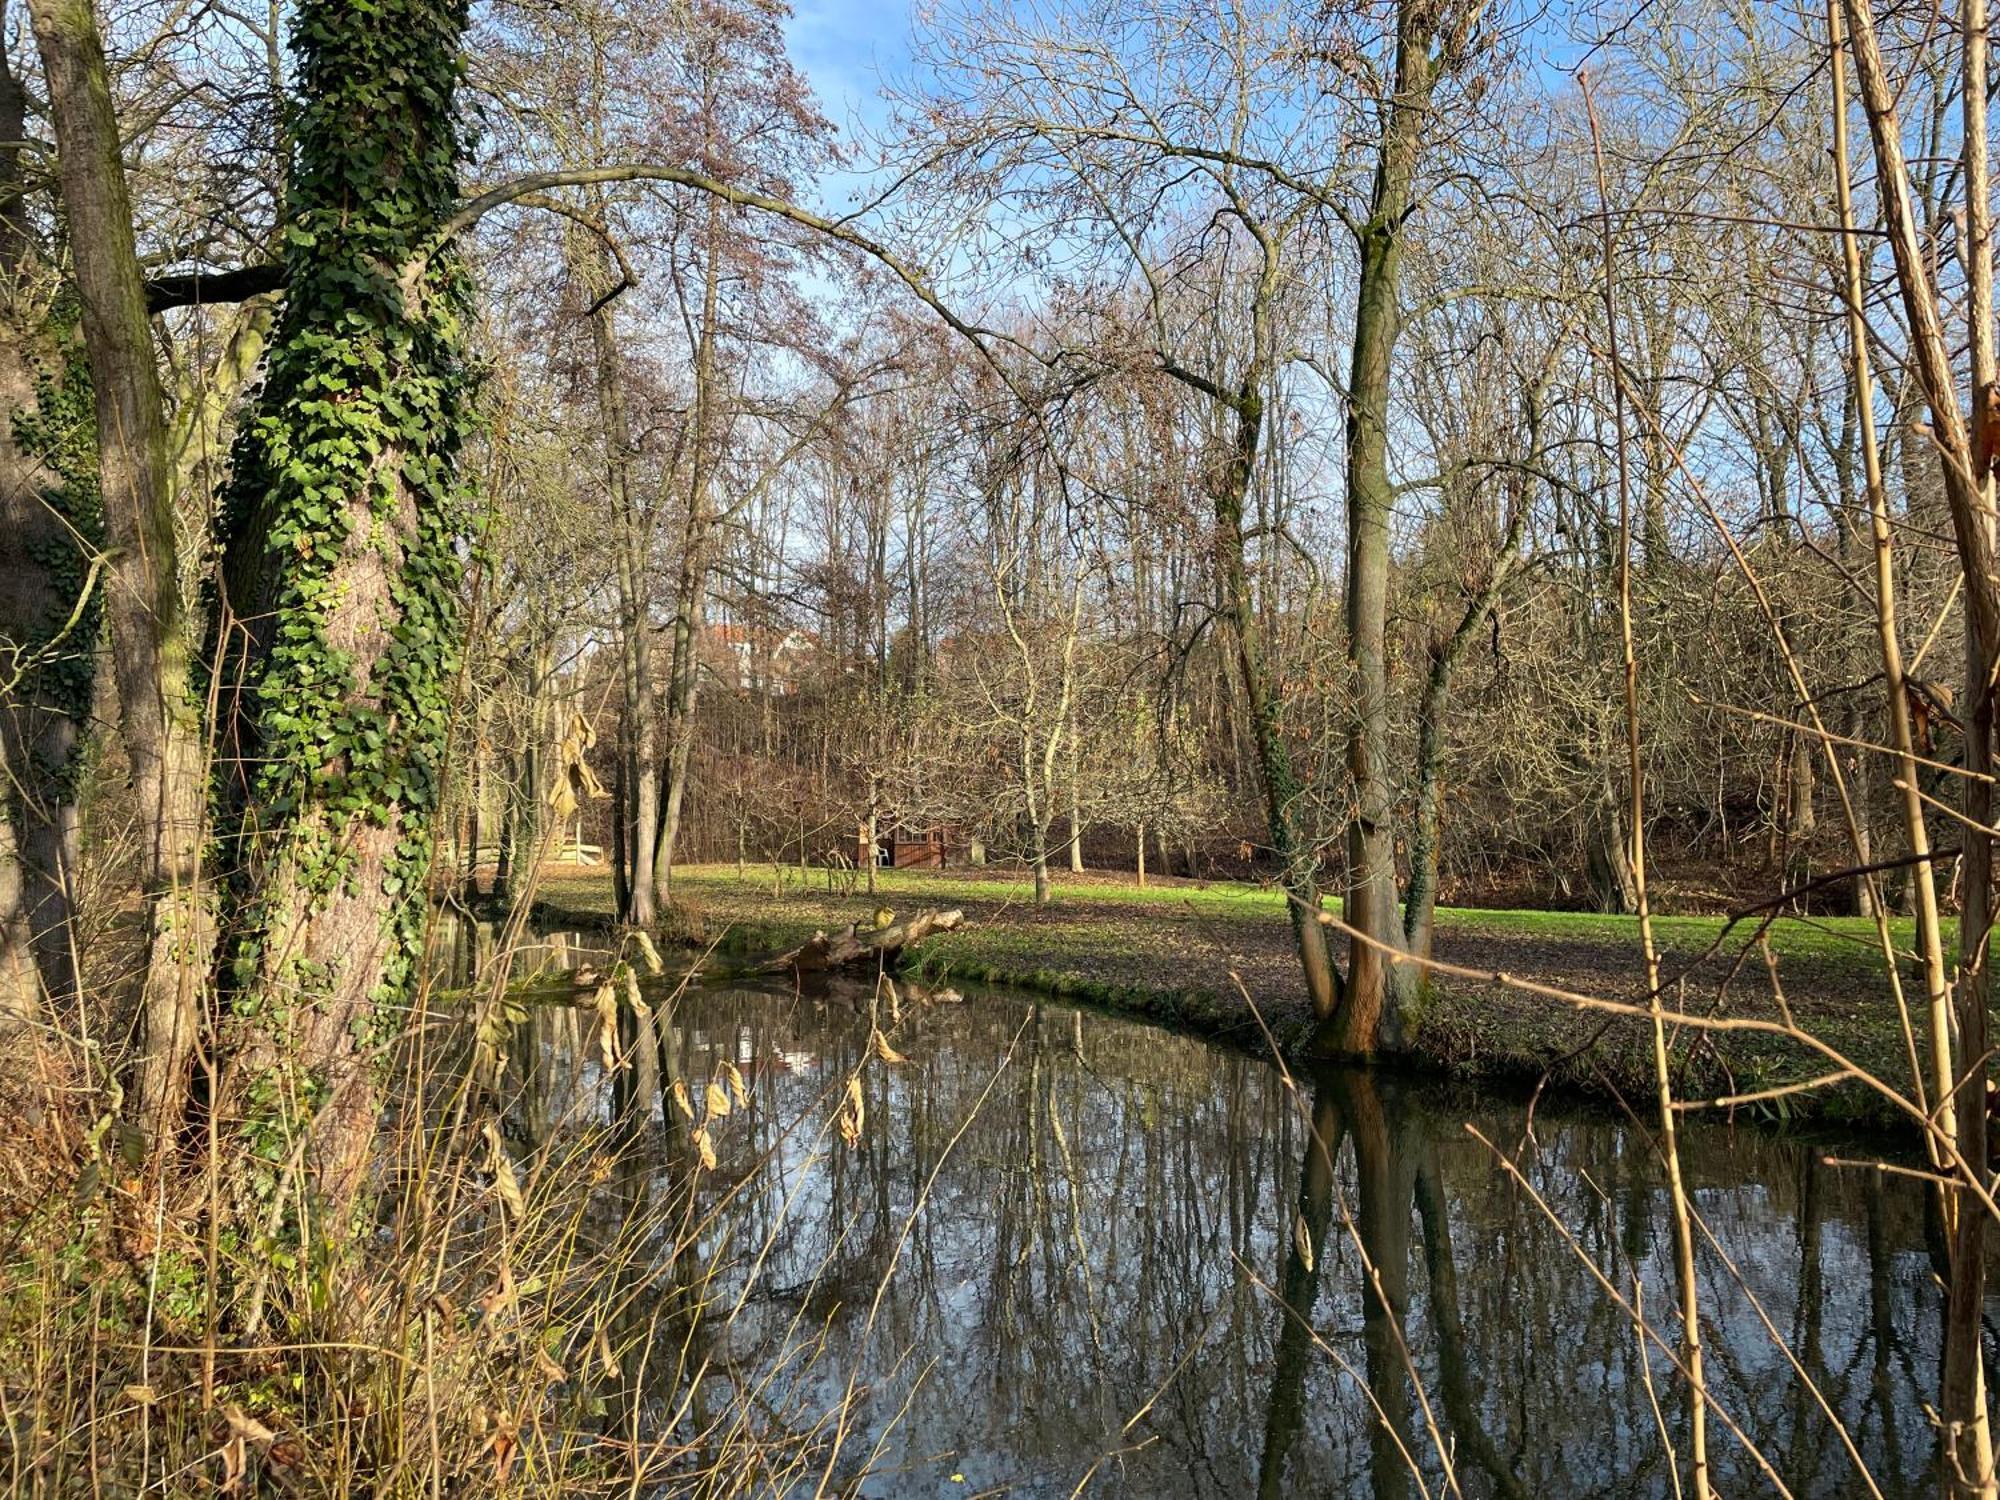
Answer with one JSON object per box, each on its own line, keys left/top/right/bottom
{"left": 436, "top": 920, "right": 1959, "bottom": 1496}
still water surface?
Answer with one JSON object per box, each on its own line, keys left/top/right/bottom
{"left": 448, "top": 923, "right": 1956, "bottom": 1497}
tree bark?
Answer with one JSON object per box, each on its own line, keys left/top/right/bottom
{"left": 1337, "top": 0, "right": 1437, "bottom": 1056}
{"left": 575, "top": 226, "right": 658, "bottom": 929}
{"left": 213, "top": 0, "right": 475, "bottom": 1217}
{"left": 1067, "top": 707, "right": 1084, "bottom": 873}
{"left": 1842, "top": 5, "right": 2000, "bottom": 1483}
{"left": 1403, "top": 566, "right": 1520, "bottom": 964}
{"left": 653, "top": 536, "right": 705, "bottom": 897}
{"left": 653, "top": 198, "right": 727, "bottom": 904}
{"left": 1211, "top": 388, "right": 1343, "bottom": 1028}
{"left": 28, "top": 0, "right": 212, "bottom": 1139}
{"left": 0, "top": 308, "right": 90, "bottom": 1038}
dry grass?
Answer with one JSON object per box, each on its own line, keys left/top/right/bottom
{"left": 0, "top": 920, "right": 945, "bottom": 1497}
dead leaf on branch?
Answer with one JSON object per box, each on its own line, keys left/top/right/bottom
{"left": 691, "top": 1125, "right": 719, "bottom": 1171}
{"left": 218, "top": 1406, "right": 278, "bottom": 1494}
{"left": 594, "top": 982, "right": 622, "bottom": 1074}
{"left": 486, "top": 1411, "right": 520, "bottom": 1483}
{"left": 871, "top": 1028, "right": 907, "bottom": 1065}
{"left": 720, "top": 1059, "right": 748, "bottom": 1108}
{"left": 838, "top": 1076, "right": 865, "bottom": 1145}
{"left": 478, "top": 1263, "right": 518, "bottom": 1320}
{"left": 549, "top": 711, "right": 606, "bottom": 820}
{"left": 483, "top": 1121, "right": 526, "bottom": 1220}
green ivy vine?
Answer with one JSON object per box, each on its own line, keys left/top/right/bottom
{"left": 217, "top": 0, "right": 479, "bottom": 1184}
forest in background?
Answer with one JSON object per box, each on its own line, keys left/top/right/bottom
{"left": 6, "top": 0, "right": 2000, "bottom": 1489}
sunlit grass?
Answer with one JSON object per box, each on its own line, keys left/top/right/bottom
{"left": 541, "top": 864, "right": 1927, "bottom": 967}
{"left": 525, "top": 864, "right": 1927, "bottom": 1129}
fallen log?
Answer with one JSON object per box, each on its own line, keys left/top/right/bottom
{"left": 723, "top": 908, "right": 965, "bottom": 980}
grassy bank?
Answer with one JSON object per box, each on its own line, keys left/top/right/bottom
{"left": 532, "top": 864, "right": 1925, "bottom": 1132}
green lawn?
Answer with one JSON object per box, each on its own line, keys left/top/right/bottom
{"left": 638, "top": 864, "right": 1928, "bottom": 966}
{"left": 528, "top": 862, "right": 1924, "bottom": 1130}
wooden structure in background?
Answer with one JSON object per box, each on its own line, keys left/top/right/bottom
{"left": 858, "top": 822, "right": 964, "bottom": 870}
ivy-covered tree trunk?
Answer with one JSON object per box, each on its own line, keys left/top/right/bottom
{"left": 27, "top": 0, "right": 214, "bottom": 1134}
{"left": 214, "top": 0, "right": 474, "bottom": 1215}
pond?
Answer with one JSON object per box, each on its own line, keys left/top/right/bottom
{"left": 437, "top": 920, "right": 1954, "bottom": 1497}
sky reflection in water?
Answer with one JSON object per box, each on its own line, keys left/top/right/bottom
{"left": 464, "top": 925, "right": 1952, "bottom": 1498}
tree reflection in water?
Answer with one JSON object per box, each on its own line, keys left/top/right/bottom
{"left": 465, "top": 928, "right": 1951, "bottom": 1497}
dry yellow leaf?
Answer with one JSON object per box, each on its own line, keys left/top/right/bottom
{"left": 594, "top": 983, "right": 621, "bottom": 1074}
{"left": 720, "top": 1060, "right": 748, "bottom": 1108}
{"left": 838, "top": 1076, "right": 865, "bottom": 1145}
{"left": 225, "top": 1405, "right": 277, "bottom": 1446}
{"left": 485, "top": 1121, "right": 526, "bottom": 1219}
{"left": 871, "top": 1029, "right": 907, "bottom": 1065}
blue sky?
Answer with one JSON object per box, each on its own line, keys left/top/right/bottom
{"left": 783, "top": 0, "right": 910, "bottom": 209}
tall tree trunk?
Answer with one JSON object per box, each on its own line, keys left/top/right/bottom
{"left": 653, "top": 549, "right": 704, "bottom": 897}
{"left": 0, "top": 819, "right": 50, "bottom": 1047}
{"left": 0, "top": 312, "right": 92, "bottom": 1038}
{"left": 1067, "top": 706, "right": 1084, "bottom": 873}
{"left": 0, "top": 16, "right": 45, "bottom": 1042}
{"left": 1404, "top": 486, "right": 1527, "bottom": 966}
{"left": 460, "top": 718, "right": 483, "bottom": 901}
{"left": 653, "top": 202, "right": 726, "bottom": 904}
{"left": 494, "top": 638, "right": 553, "bottom": 905}
{"left": 213, "top": 0, "right": 474, "bottom": 1216}
{"left": 1828, "top": 54, "right": 1950, "bottom": 1094}
{"left": 1843, "top": 4, "right": 2000, "bottom": 1483}
{"left": 492, "top": 763, "right": 514, "bottom": 903}
{"left": 575, "top": 229, "right": 658, "bottom": 929}
{"left": 1211, "top": 392, "right": 1343, "bottom": 1027}
{"left": 1584, "top": 734, "right": 1639, "bottom": 913}
{"left": 1950, "top": 3, "right": 1998, "bottom": 1485}
{"left": 1338, "top": 3, "right": 1437, "bottom": 1055}
{"left": 609, "top": 718, "right": 630, "bottom": 917}
{"left": 28, "top": 0, "right": 212, "bottom": 1140}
